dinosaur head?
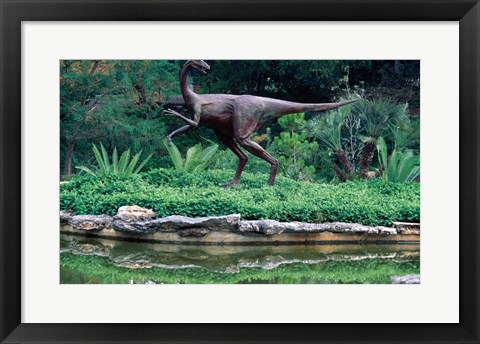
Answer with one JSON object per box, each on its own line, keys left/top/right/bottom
{"left": 190, "top": 60, "right": 210, "bottom": 75}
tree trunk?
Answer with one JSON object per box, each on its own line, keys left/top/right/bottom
{"left": 333, "top": 164, "right": 347, "bottom": 182}
{"left": 63, "top": 140, "right": 75, "bottom": 176}
{"left": 336, "top": 149, "right": 353, "bottom": 175}
{"left": 359, "top": 141, "right": 376, "bottom": 179}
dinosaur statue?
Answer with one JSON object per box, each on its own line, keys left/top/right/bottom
{"left": 164, "top": 60, "right": 359, "bottom": 187}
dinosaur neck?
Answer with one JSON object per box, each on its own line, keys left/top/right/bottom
{"left": 180, "top": 62, "right": 197, "bottom": 105}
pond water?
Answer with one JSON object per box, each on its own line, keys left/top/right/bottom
{"left": 60, "top": 235, "right": 420, "bottom": 284}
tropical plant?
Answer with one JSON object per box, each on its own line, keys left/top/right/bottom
{"left": 389, "top": 117, "right": 420, "bottom": 151}
{"left": 305, "top": 106, "right": 353, "bottom": 181}
{"left": 376, "top": 137, "right": 420, "bottom": 184}
{"left": 75, "top": 143, "right": 152, "bottom": 178}
{"left": 306, "top": 98, "right": 417, "bottom": 182}
{"left": 354, "top": 99, "right": 409, "bottom": 178}
{"left": 164, "top": 140, "right": 220, "bottom": 173}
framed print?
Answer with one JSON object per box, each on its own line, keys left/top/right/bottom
{"left": 1, "top": 0, "right": 479, "bottom": 343}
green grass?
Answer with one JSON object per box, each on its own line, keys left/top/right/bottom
{"left": 60, "top": 168, "right": 420, "bottom": 227}
{"left": 60, "top": 252, "right": 420, "bottom": 284}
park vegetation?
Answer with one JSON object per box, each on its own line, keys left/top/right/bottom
{"left": 60, "top": 60, "right": 420, "bottom": 225}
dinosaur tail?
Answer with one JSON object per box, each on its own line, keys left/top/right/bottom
{"left": 302, "top": 99, "right": 361, "bottom": 112}
{"left": 265, "top": 98, "right": 361, "bottom": 119}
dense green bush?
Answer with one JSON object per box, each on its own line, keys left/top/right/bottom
{"left": 60, "top": 168, "right": 420, "bottom": 226}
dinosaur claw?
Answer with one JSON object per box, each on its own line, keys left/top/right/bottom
{"left": 163, "top": 108, "right": 178, "bottom": 117}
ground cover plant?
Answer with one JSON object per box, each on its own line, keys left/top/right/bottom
{"left": 61, "top": 168, "right": 419, "bottom": 227}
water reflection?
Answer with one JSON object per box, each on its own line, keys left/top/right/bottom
{"left": 61, "top": 234, "right": 419, "bottom": 274}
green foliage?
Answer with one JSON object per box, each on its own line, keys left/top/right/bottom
{"left": 306, "top": 107, "right": 348, "bottom": 151}
{"left": 390, "top": 117, "right": 420, "bottom": 151}
{"left": 60, "top": 60, "right": 180, "bottom": 176}
{"left": 164, "top": 141, "right": 220, "bottom": 173}
{"left": 61, "top": 168, "right": 420, "bottom": 226}
{"left": 377, "top": 137, "right": 420, "bottom": 184}
{"left": 305, "top": 98, "right": 418, "bottom": 181}
{"left": 61, "top": 60, "right": 420, "bottom": 184}
{"left": 61, "top": 252, "right": 420, "bottom": 284}
{"left": 75, "top": 143, "right": 152, "bottom": 178}
{"left": 271, "top": 114, "right": 319, "bottom": 181}
{"left": 199, "top": 60, "right": 377, "bottom": 103}
{"left": 356, "top": 99, "right": 409, "bottom": 138}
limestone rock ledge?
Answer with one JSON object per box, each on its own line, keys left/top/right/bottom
{"left": 239, "top": 220, "right": 397, "bottom": 235}
{"left": 153, "top": 214, "right": 241, "bottom": 232}
{"left": 111, "top": 217, "right": 158, "bottom": 234}
{"left": 391, "top": 275, "right": 420, "bottom": 284}
{"left": 61, "top": 206, "right": 419, "bottom": 238}
{"left": 71, "top": 215, "right": 112, "bottom": 231}
{"left": 60, "top": 210, "right": 75, "bottom": 224}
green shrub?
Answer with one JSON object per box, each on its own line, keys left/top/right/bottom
{"left": 60, "top": 168, "right": 420, "bottom": 226}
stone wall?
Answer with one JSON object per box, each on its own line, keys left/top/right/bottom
{"left": 60, "top": 206, "right": 420, "bottom": 245}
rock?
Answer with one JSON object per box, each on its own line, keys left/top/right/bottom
{"left": 112, "top": 206, "right": 157, "bottom": 234}
{"left": 393, "top": 222, "right": 420, "bottom": 235}
{"left": 326, "top": 222, "right": 378, "bottom": 234}
{"left": 396, "top": 228, "right": 421, "bottom": 235}
{"left": 71, "top": 215, "right": 112, "bottom": 231}
{"left": 325, "top": 222, "right": 396, "bottom": 235}
{"left": 239, "top": 220, "right": 397, "bottom": 235}
{"left": 282, "top": 221, "right": 327, "bottom": 233}
{"left": 111, "top": 217, "right": 157, "bottom": 234}
{"left": 391, "top": 275, "right": 420, "bottom": 284}
{"left": 60, "top": 210, "right": 75, "bottom": 224}
{"left": 153, "top": 214, "right": 241, "bottom": 232}
{"left": 117, "top": 205, "right": 155, "bottom": 221}
{"left": 239, "top": 220, "right": 287, "bottom": 235}
{"left": 376, "top": 226, "right": 398, "bottom": 235}
{"left": 176, "top": 228, "right": 209, "bottom": 238}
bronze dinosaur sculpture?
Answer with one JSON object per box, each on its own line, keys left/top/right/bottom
{"left": 165, "top": 60, "right": 359, "bottom": 186}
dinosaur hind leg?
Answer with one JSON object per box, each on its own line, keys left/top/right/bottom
{"left": 167, "top": 125, "right": 191, "bottom": 145}
{"left": 236, "top": 137, "right": 278, "bottom": 186}
{"left": 214, "top": 131, "right": 248, "bottom": 188}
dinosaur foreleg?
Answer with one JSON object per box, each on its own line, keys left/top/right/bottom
{"left": 214, "top": 131, "right": 248, "bottom": 187}
{"left": 167, "top": 125, "right": 192, "bottom": 145}
{"left": 163, "top": 108, "right": 199, "bottom": 127}
{"left": 236, "top": 137, "right": 278, "bottom": 186}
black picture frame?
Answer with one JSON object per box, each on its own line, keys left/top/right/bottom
{"left": 1, "top": 1, "right": 479, "bottom": 343}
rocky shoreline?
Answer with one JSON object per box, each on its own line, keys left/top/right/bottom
{"left": 60, "top": 206, "right": 420, "bottom": 245}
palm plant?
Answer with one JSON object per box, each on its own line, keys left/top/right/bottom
{"left": 306, "top": 106, "right": 352, "bottom": 180}
{"left": 389, "top": 117, "right": 420, "bottom": 151}
{"left": 76, "top": 143, "right": 152, "bottom": 178}
{"left": 164, "top": 140, "right": 220, "bottom": 173}
{"left": 376, "top": 137, "right": 420, "bottom": 184}
{"left": 355, "top": 99, "right": 409, "bottom": 178}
